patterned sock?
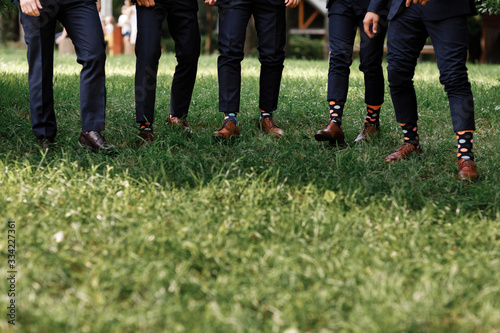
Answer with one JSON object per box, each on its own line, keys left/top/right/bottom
{"left": 139, "top": 121, "right": 153, "bottom": 131}
{"left": 329, "top": 99, "right": 344, "bottom": 126}
{"left": 224, "top": 113, "right": 237, "bottom": 126}
{"left": 365, "top": 104, "right": 382, "bottom": 128}
{"left": 456, "top": 130, "right": 474, "bottom": 161}
{"left": 259, "top": 110, "right": 273, "bottom": 121}
{"left": 401, "top": 122, "right": 420, "bottom": 147}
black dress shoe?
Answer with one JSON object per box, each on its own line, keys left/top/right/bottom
{"left": 79, "top": 131, "right": 116, "bottom": 153}
{"left": 39, "top": 138, "right": 55, "bottom": 153}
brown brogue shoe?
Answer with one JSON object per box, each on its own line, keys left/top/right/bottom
{"left": 79, "top": 131, "right": 116, "bottom": 154}
{"left": 314, "top": 121, "right": 345, "bottom": 144}
{"left": 212, "top": 119, "right": 240, "bottom": 140}
{"left": 136, "top": 128, "right": 154, "bottom": 146}
{"left": 167, "top": 115, "right": 191, "bottom": 132}
{"left": 385, "top": 143, "right": 422, "bottom": 162}
{"left": 259, "top": 116, "right": 284, "bottom": 138}
{"left": 354, "top": 123, "right": 381, "bottom": 143}
{"left": 458, "top": 159, "right": 478, "bottom": 180}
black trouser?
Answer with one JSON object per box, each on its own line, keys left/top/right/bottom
{"left": 135, "top": 1, "right": 200, "bottom": 122}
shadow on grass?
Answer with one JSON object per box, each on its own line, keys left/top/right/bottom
{"left": 1, "top": 68, "right": 500, "bottom": 217}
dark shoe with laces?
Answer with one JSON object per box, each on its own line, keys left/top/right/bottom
{"left": 136, "top": 128, "right": 154, "bottom": 146}
{"left": 79, "top": 131, "right": 116, "bottom": 153}
{"left": 314, "top": 121, "right": 345, "bottom": 144}
{"left": 39, "top": 138, "right": 55, "bottom": 153}
{"left": 212, "top": 119, "right": 240, "bottom": 140}
{"left": 385, "top": 143, "right": 422, "bottom": 162}
{"left": 167, "top": 115, "right": 191, "bottom": 133}
{"left": 458, "top": 158, "right": 478, "bottom": 181}
{"left": 354, "top": 123, "right": 380, "bottom": 143}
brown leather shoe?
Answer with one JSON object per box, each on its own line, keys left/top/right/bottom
{"left": 314, "top": 121, "right": 345, "bottom": 144}
{"left": 354, "top": 123, "right": 380, "bottom": 143}
{"left": 136, "top": 128, "right": 154, "bottom": 146}
{"left": 259, "top": 116, "right": 284, "bottom": 138}
{"left": 385, "top": 143, "right": 422, "bottom": 162}
{"left": 212, "top": 119, "right": 240, "bottom": 140}
{"left": 167, "top": 115, "right": 191, "bottom": 133}
{"left": 79, "top": 131, "right": 116, "bottom": 153}
{"left": 458, "top": 159, "right": 478, "bottom": 180}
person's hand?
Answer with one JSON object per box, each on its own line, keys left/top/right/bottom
{"left": 136, "top": 0, "right": 155, "bottom": 7}
{"left": 285, "top": 0, "right": 302, "bottom": 8}
{"left": 406, "top": 0, "right": 430, "bottom": 6}
{"left": 96, "top": 0, "right": 101, "bottom": 12}
{"left": 363, "top": 11, "right": 380, "bottom": 39}
{"left": 20, "top": 0, "right": 43, "bottom": 16}
{"left": 205, "top": 0, "right": 217, "bottom": 5}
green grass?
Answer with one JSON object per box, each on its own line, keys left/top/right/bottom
{"left": 1, "top": 47, "right": 500, "bottom": 332}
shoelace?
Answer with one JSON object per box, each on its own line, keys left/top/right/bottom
{"left": 265, "top": 117, "right": 278, "bottom": 129}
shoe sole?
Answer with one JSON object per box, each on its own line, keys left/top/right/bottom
{"left": 79, "top": 140, "right": 117, "bottom": 155}
{"left": 314, "top": 133, "right": 345, "bottom": 144}
{"left": 385, "top": 150, "right": 422, "bottom": 162}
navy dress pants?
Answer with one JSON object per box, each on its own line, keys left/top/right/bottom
{"left": 135, "top": 1, "right": 200, "bottom": 123}
{"left": 216, "top": 0, "right": 286, "bottom": 113}
{"left": 20, "top": 0, "right": 106, "bottom": 140}
{"left": 386, "top": 4, "right": 474, "bottom": 131}
{"left": 327, "top": 1, "right": 386, "bottom": 105}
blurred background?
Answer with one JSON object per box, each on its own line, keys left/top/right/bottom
{"left": 0, "top": 0, "right": 499, "bottom": 63}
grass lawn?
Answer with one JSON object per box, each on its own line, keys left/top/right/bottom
{"left": 1, "top": 47, "right": 499, "bottom": 332}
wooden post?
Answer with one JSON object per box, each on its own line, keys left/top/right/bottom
{"left": 481, "top": 14, "right": 500, "bottom": 64}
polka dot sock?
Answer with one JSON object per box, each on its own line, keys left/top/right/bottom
{"left": 259, "top": 110, "right": 272, "bottom": 121}
{"left": 456, "top": 130, "right": 474, "bottom": 161}
{"left": 329, "top": 99, "right": 344, "bottom": 126}
{"left": 365, "top": 104, "right": 382, "bottom": 128}
{"left": 224, "top": 113, "right": 237, "bottom": 126}
{"left": 139, "top": 121, "right": 152, "bottom": 131}
{"left": 400, "top": 122, "right": 420, "bottom": 147}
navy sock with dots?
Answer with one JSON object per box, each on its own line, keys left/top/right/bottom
{"left": 365, "top": 104, "right": 381, "bottom": 128}
{"left": 259, "top": 110, "right": 272, "bottom": 121}
{"left": 139, "top": 121, "right": 152, "bottom": 131}
{"left": 224, "top": 113, "right": 237, "bottom": 126}
{"left": 329, "top": 99, "right": 344, "bottom": 126}
{"left": 456, "top": 130, "right": 474, "bottom": 161}
{"left": 401, "top": 122, "right": 420, "bottom": 147}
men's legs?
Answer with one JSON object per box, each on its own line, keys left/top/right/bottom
{"left": 252, "top": 1, "right": 286, "bottom": 137}
{"left": 385, "top": 6, "right": 427, "bottom": 161}
{"left": 166, "top": 5, "right": 201, "bottom": 119}
{"left": 59, "top": 1, "right": 107, "bottom": 133}
{"left": 425, "top": 16, "right": 474, "bottom": 133}
{"left": 135, "top": 3, "right": 167, "bottom": 125}
{"left": 20, "top": 12, "right": 57, "bottom": 140}
{"left": 386, "top": 7, "right": 427, "bottom": 125}
{"left": 426, "top": 15, "right": 477, "bottom": 179}
{"left": 354, "top": 14, "right": 387, "bottom": 142}
{"left": 217, "top": 3, "right": 252, "bottom": 114}
{"left": 212, "top": 2, "right": 251, "bottom": 140}
{"left": 327, "top": 13, "right": 357, "bottom": 106}
{"left": 253, "top": 1, "right": 286, "bottom": 113}
{"left": 314, "top": 11, "right": 356, "bottom": 144}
